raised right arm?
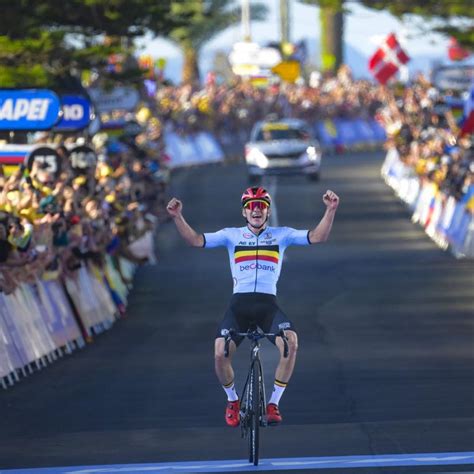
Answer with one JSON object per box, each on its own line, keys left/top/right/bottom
{"left": 167, "top": 197, "right": 204, "bottom": 247}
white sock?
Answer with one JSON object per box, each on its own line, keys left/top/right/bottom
{"left": 222, "top": 380, "right": 239, "bottom": 401}
{"left": 268, "top": 379, "right": 287, "bottom": 406}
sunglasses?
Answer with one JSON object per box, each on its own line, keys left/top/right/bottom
{"left": 244, "top": 200, "right": 269, "bottom": 211}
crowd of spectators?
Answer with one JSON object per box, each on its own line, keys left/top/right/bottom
{"left": 152, "top": 65, "right": 387, "bottom": 142}
{"left": 0, "top": 65, "right": 472, "bottom": 296}
{"left": 0, "top": 123, "right": 170, "bottom": 295}
{"left": 151, "top": 67, "right": 472, "bottom": 211}
{"left": 377, "top": 74, "right": 473, "bottom": 208}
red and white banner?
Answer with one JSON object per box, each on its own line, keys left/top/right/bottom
{"left": 368, "top": 33, "right": 410, "bottom": 85}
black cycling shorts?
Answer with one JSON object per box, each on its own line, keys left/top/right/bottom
{"left": 216, "top": 292, "right": 295, "bottom": 346}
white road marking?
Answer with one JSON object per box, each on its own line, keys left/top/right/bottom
{"left": 3, "top": 452, "right": 474, "bottom": 473}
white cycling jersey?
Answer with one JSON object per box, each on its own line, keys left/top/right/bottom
{"left": 203, "top": 226, "right": 311, "bottom": 295}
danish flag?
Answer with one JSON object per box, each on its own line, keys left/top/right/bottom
{"left": 368, "top": 33, "right": 410, "bottom": 85}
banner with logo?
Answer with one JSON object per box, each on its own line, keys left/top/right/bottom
{"left": 314, "top": 119, "right": 386, "bottom": 151}
{"left": 55, "top": 95, "right": 92, "bottom": 131}
{"left": 0, "top": 89, "right": 60, "bottom": 130}
{"left": 0, "top": 294, "right": 24, "bottom": 374}
{"left": 164, "top": 130, "right": 225, "bottom": 168}
{"left": 88, "top": 86, "right": 139, "bottom": 113}
{"left": 382, "top": 148, "right": 474, "bottom": 258}
{"left": 432, "top": 65, "right": 474, "bottom": 92}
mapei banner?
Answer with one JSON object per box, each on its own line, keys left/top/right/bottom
{"left": 0, "top": 89, "right": 61, "bottom": 130}
{"left": 55, "top": 95, "right": 92, "bottom": 131}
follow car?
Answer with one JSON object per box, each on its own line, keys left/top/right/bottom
{"left": 245, "top": 118, "right": 322, "bottom": 183}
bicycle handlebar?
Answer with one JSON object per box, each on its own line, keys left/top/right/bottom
{"left": 224, "top": 328, "right": 289, "bottom": 359}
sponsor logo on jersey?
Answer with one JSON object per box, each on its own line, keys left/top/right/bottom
{"left": 239, "top": 263, "right": 275, "bottom": 272}
{"left": 243, "top": 232, "right": 253, "bottom": 239}
{"left": 263, "top": 232, "right": 272, "bottom": 239}
{"left": 234, "top": 244, "right": 279, "bottom": 264}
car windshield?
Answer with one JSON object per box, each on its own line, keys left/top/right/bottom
{"left": 256, "top": 125, "right": 310, "bottom": 141}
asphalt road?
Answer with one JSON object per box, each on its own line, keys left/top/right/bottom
{"left": 0, "top": 151, "right": 473, "bottom": 474}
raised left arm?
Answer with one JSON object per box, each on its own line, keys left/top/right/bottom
{"left": 308, "top": 190, "right": 339, "bottom": 244}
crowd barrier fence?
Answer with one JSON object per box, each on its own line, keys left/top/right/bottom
{"left": 161, "top": 119, "right": 385, "bottom": 168}
{"left": 381, "top": 148, "right": 474, "bottom": 258}
{"left": 315, "top": 118, "right": 386, "bottom": 153}
{"left": 164, "top": 130, "right": 225, "bottom": 168}
{"left": 0, "top": 257, "right": 137, "bottom": 389}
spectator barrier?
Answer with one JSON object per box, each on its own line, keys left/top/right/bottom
{"left": 381, "top": 148, "right": 474, "bottom": 258}
{"left": 204, "top": 118, "right": 385, "bottom": 161}
{"left": 159, "top": 119, "right": 385, "bottom": 167}
{"left": 315, "top": 119, "right": 386, "bottom": 153}
{"left": 164, "top": 130, "right": 225, "bottom": 168}
{"left": 0, "top": 257, "right": 136, "bottom": 389}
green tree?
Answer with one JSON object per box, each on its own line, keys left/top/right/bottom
{"left": 359, "top": 0, "right": 474, "bottom": 49}
{"left": 0, "top": 0, "right": 190, "bottom": 88}
{"left": 168, "top": 0, "right": 268, "bottom": 85}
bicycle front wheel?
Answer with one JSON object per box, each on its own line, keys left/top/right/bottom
{"left": 248, "top": 360, "right": 261, "bottom": 466}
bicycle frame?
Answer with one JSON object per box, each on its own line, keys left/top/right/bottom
{"left": 223, "top": 327, "right": 288, "bottom": 466}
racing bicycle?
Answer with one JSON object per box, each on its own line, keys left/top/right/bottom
{"left": 224, "top": 326, "right": 288, "bottom": 466}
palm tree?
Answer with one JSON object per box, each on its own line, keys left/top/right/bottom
{"left": 169, "top": 0, "right": 267, "bottom": 85}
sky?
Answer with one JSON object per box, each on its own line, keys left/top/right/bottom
{"left": 135, "top": 0, "right": 457, "bottom": 81}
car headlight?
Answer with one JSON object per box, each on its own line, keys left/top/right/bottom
{"left": 247, "top": 148, "right": 269, "bottom": 168}
{"left": 305, "top": 146, "right": 320, "bottom": 162}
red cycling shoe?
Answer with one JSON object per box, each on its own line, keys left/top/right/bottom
{"left": 266, "top": 403, "right": 282, "bottom": 425}
{"left": 225, "top": 400, "right": 240, "bottom": 427}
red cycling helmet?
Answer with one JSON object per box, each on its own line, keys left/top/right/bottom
{"left": 241, "top": 186, "right": 272, "bottom": 208}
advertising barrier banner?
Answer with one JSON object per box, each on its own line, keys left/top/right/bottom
{"left": 0, "top": 89, "right": 61, "bottom": 130}
{"left": 382, "top": 148, "right": 474, "bottom": 258}
{"left": 0, "top": 294, "right": 23, "bottom": 374}
{"left": 314, "top": 119, "right": 386, "bottom": 150}
{"left": 55, "top": 95, "right": 92, "bottom": 131}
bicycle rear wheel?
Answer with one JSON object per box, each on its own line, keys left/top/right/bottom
{"left": 248, "top": 360, "right": 261, "bottom": 465}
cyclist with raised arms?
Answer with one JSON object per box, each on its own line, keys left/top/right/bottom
{"left": 167, "top": 187, "right": 339, "bottom": 427}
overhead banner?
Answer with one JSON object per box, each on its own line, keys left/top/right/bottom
{"left": 55, "top": 95, "right": 92, "bottom": 131}
{"left": 88, "top": 86, "right": 139, "bottom": 113}
{"left": 0, "top": 89, "right": 61, "bottom": 130}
